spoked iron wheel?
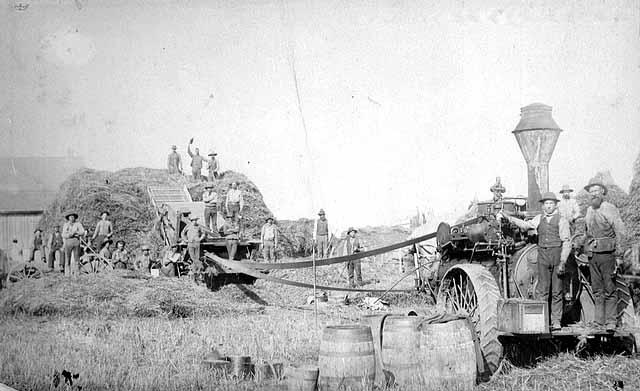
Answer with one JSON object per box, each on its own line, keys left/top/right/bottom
{"left": 437, "top": 263, "right": 502, "bottom": 378}
{"left": 7, "top": 263, "right": 43, "bottom": 286}
{"left": 79, "top": 255, "right": 113, "bottom": 274}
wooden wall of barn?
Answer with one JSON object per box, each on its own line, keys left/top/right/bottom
{"left": 0, "top": 212, "right": 43, "bottom": 251}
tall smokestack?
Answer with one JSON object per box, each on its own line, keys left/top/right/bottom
{"left": 512, "top": 103, "right": 562, "bottom": 212}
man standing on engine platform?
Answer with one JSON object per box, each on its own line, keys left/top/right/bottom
{"left": 583, "top": 179, "right": 627, "bottom": 332}
{"left": 558, "top": 185, "right": 581, "bottom": 225}
{"left": 499, "top": 192, "right": 570, "bottom": 331}
{"left": 202, "top": 183, "right": 219, "bottom": 235}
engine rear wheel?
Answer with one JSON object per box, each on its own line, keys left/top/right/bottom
{"left": 437, "top": 264, "right": 502, "bottom": 378}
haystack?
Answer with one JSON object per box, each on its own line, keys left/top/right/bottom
{"left": 39, "top": 168, "right": 274, "bottom": 254}
{"left": 277, "top": 218, "right": 315, "bottom": 257}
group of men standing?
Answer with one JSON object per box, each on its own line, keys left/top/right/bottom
{"left": 167, "top": 138, "right": 220, "bottom": 182}
{"left": 500, "top": 180, "right": 628, "bottom": 332}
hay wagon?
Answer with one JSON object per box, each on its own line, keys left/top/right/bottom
{"left": 148, "top": 185, "right": 261, "bottom": 289}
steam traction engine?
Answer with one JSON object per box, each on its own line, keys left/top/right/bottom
{"left": 425, "top": 104, "right": 637, "bottom": 377}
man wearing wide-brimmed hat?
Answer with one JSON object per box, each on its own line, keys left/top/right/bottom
{"left": 343, "top": 227, "right": 365, "bottom": 287}
{"left": 167, "top": 145, "right": 183, "bottom": 175}
{"left": 181, "top": 216, "right": 206, "bottom": 275}
{"left": 31, "top": 228, "right": 46, "bottom": 264}
{"left": 260, "top": 217, "right": 278, "bottom": 262}
{"left": 46, "top": 225, "right": 64, "bottom": 271}
{"left": 557, "top": 184, "right": 581, "bottom": 224}
{"left": 112, "top": 240, "right": 129, "bottom": 269}
{"left": 188, "top": 138, "right": 206, "bottom": 181}
{"left": 206, "top": 150, "right": 220, "bottom": 182}
{"left": 314, "top": 209, "right": 329, "bottom": 259}
{"left": 583, "top": 178, "right": 627, "bottom": 332}
{"left": 61, "top": 211, "right": 85, "bottom": 277}
{"left": 222, "top": 212, "right": 241, "bottom": 261}
{"left": 91, "top": 211, "right": 113, "bottom": 250}
{"left": 202, "top": 183, "right": 219, "bottom": 235}
{"left": 225, "top": 182, "right": 244, "bottom": 219}
{"left": 500, "top": 192, "right": 570, "bottom": 331}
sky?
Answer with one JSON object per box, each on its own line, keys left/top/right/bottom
{"left": 1, "top": 0, "right": 639, "bottom": 234}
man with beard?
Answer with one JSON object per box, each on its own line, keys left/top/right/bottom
{"left": 583, "top": 179, "right": 627, "bottom": 332}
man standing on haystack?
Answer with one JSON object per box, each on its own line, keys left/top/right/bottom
{"left": 62, "top": 212, "right": 85, "bottom": 276}
{"left": 91, "top": 211, "right": 113, "bottom": 250}
{"left": 202, "top": 183, "right": 219, "bottom": 236}
{"left": 499, "top": 192, "right": 570, "bottom": 331}
{"left": 181, "top": 216, "right": 206, "bottom": 279}
{"left": 343, "top": 227, "right": 365, "bottom": 288}
{"left": 558, "top": 184, "right": 581, "bottom": 226}
{"left": 46, "top": 225, "right": 64, "bottom": 271}
{"left": 188, "top": 138, "right": 206, "bottom": 181}
{"left": 261, "top": 217, "right": 278, "bottom": 262}
{"left": 207, "top": 150, "right": 220, "bottom": 181}
{"left": 314, "top": 209, "right": 329, "bottom": 259}
{"left": 167, "top": 145, "right": 183, "bottom": 175}
{"left": 583, "top": 179, "right": 627, "bottom": 332}
{"left": 225, "top": 182, "right": 244, "bottom": 219}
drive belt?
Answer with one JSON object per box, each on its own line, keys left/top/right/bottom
{"left": 205, "top": 252, "right": 415, "bottom": 293}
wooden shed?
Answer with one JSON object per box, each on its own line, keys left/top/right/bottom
{"left": 0, "top": 156, "right": 83, "bottom": 251}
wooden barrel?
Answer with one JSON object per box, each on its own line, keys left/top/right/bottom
{"left": 418, "top": 319, "right": 477, "bottom": 389}
{"left": 318, "top": 325, "right": 375, "bottom": 391}
{"left": 286, "top": 365, "right": 319, "bottom": 391}
{"left": 381, "top": 316, "right": 422, "bottom": 385}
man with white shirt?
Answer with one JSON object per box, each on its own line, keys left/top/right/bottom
{"left": 343, "top": 227, "right": 365, "bottom": 288}
{"left": 260, "top": 217, "right": 278, "bottom": 262}
{"left": 202, "top": 183, "right": 219, "bottom": 235}
{"left": 557, "top": 184, "right": 581, "bottom": 225}
{"left": 225, "top": 182, "right": 244, "bottom": 219}
{"left": 500, "top": 192, "right": 570, "bottom": 331}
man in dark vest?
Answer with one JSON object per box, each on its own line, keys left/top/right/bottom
{"left": 343, "top": 227, "right": 365, "bottom": 288}
{"left": 583, "top": 179, "right": 627, "bottom": 332}
{"left": 47, "top": 225, "right": 64, "bottom": 271}
{"left": 500, "top": 192, "right": 570, "bottom": 331}
{"left": 314, "top": 209, "right": 329, "bottom": 259}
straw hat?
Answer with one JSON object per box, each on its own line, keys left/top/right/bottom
{"left": 141, "top": 245, "right": 151, "bottom": 251}
{"left": 538, "top": 192, "right": 559, "bottom": 203}
{"left": 208, "top": 150, "right": 217, "bottom": 156}
{"left": 584, "top": 179, "right": 608, "bottom": 195}
{"left": 559, "top": 185, "right": 573, "bottom": 194}
{"left": 204, "top": 182, "right": 214, "bottom": 189}
{"left": 100, "top": 211, "right": 110, "bottom": 216}
{"left": 116, "top": 240, "right": 126, "bottom": 246}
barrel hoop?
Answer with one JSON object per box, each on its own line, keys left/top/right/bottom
{"left": 318, "top": 349, "right": 374, "bottom": 357}
{"left": 318, "top": 374, "right": 375, "bottom": 382}
{"left": 322, "top": 332, "right": 372, "bottom": 343}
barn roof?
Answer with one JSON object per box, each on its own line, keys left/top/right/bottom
{"left": 0, "top": 156, "right": 84, "bottom": 213}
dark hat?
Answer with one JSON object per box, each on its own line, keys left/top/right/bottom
{"left": 584, "top": 179, "right": 608, "bottom": 195}
{"left": 101, "top": 239, "right": 113, "bottom": 248}
{"left": 34, "top": 228, "right": 42, "bottom": 233}
{"left": 204, "top": 183, "right": 214, "bottom": 189}
{"left": 65, "top": 211, "right": 79, "bottom": 220}
{"left": 538, "top": 192, "right": 559, "bottom": 203}
{"left": 265, "top": 217, "right": 274, "bottom": 222}
{"left": 559, "top": 184, "right": 573, "bottom": 194}
{"left": 347, "top": 227, "right": 358, "bottom": 234}
{"left": 318, "top": 209, "right": 325, "bottom": 216}
{"left": 100, "top": 211, "right": 110, "bottom": 216}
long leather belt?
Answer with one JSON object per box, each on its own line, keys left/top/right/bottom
{"left": 206, "top": 252, "right": 414, "bottom": 293}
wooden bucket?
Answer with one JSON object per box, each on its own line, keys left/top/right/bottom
{"left": 419, "top": 319, "right": 477, "bottom": 389}
{"left": 286, "top": 365, "right": 319, "bottom": 391}
{"left": 381, "top": 316, "right": 422, "bottom": 385}
{"left": 318, "top": 325, "right": 375, "bottom": 391}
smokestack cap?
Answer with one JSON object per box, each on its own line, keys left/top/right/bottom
{"left": 513, "top": 103, "right": 562, "bottom": 133}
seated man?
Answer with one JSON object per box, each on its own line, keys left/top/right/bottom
{"left": 161, "top": 244, "right": 182, "bottom": 277}
{"left": 134, "top": 245, "right": 154, "bottom": 273}
{"left": 111, "top": 240, "right": 130, "bottom": 269}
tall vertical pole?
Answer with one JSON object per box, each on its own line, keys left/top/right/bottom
{"left": 312, "top": 241, "right": 318, "bottom": 329}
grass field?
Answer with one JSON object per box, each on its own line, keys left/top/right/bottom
{"left": 1, "top": 261, "right": 640, "bottom": 391}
